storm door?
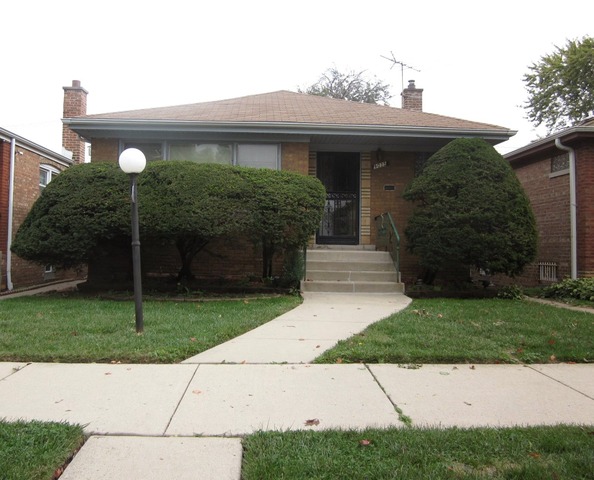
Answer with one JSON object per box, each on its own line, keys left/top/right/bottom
{"left": 316, "top": 152, "right": 360, "bottom": 245}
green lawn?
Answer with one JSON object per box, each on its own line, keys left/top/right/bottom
{"left": 0, "top": 420, "right": 84, "bottom": 480}
{"left": 315, "top": 298, "right": 594, "bottom": 364}
{"left": 242, "top": 426, "right": 594, "bottom": 480}
{"left": 0, "top": 294, "right": 301, "bottom": 363}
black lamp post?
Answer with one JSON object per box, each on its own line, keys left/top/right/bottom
{"left": 118, "top": 148, "right": 146, "bottom": 333}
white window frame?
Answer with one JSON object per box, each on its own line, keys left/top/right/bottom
{"left": 40, "top": 165, "right": 60, "bottom": 192}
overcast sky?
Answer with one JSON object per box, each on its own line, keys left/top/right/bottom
{"left": 1, "top": 0, "right": 592, "bottom": 155}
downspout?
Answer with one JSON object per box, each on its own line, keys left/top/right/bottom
{"left": 6, "top": 137, "right": 16, "bottom": 290}
{"left": 555, "top": 138, "right": 577, "bottom": 279}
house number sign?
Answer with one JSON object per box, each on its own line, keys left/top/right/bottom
{"left": 373, "top": 161, "right": 387, "bottom": 170}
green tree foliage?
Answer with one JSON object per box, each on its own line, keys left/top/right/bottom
{"left": 237, "top": 167, "right": 326, "bottom": 278}
{"left": 299, "top": 67, "right": 392, "bottom": 105}
{"left": 403, "top": 138, "right": 537, "bottom": 283}
{"left": 139, "top": 161, "right": 252, "bottom": 281}
{"left": 11, "top": 163, "right": 130, "bottom": 268}
{"left": 524, "top": 36, "right": 594, "bottom": 132}
{"left": 12, "top": 161, "right": 326, "bottom": 282}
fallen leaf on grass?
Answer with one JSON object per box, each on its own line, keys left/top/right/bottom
{"left": 304, "top": 418, "right": 320, "bottom": 426}
{"left": 528, "top": 452, "right": 541, "bottom": 459}
{"left": 190, "top": 337, "right": 197, "bottom": 342}
{"left": 550, "top": 355, "right": 557, "bottom": 362}
{"left": 336, "top": 358, "right": 343, "bottom": 364}
{"left": 359, "top": 439, "right": 372, "bottom": 446}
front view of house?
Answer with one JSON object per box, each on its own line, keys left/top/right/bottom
{"left": 62, "top": 81, "right": 514, "bottom": 290}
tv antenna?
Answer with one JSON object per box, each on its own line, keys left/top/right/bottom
{"left": 381, "top": 51, "right": 421, "bottom": 91}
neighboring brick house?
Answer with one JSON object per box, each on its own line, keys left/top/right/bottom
{"left": 0, "top": 81, "right": 88, "bottom": 292}
{"left": 63, "top": 81, "right": 515, "bottom": 288}
{"left": 0, "top": 127, "right": 75, "bottom": 290}
{"left": 503, "top": 118, "right": 594, "bottom": 286}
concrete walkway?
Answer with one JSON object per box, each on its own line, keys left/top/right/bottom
{"left": 184, "top": 292, "right": 412, "bottom": 363}
{"left": 1, "top": 292, "right": 593, "bottom": 479}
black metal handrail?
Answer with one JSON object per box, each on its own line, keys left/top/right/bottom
{"left": 374, "top": 212, "right": 401, "bottom": 283}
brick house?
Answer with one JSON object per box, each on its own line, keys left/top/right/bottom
{"left": 0, "top": 127, "right": 75, "bottom": 290}
{"left": 63, "top": 81, "right": 515, "bottom": 291}
{"left": 0, "top": 81, "right": 88, "bottom": 292}
{"left": 504, "top": 118, "right": 594, "bottom": 285}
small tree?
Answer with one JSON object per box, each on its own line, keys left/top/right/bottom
{"left": 524, "top": 36, "right": 594, "bottom": 132}
{"left": 139, "top": 161, "right": 252, "bottom": 282}
{"left": 11, "top": 163, "right": 130, "bottom": 268}
{"left": 403, "top": 138, "right": 537, "bottom": 284}
{"left": 238, "top": 167, "right": 326, "bottom": 278}
{"left": 299, "top": 67, "right": 392, "bottom": 105}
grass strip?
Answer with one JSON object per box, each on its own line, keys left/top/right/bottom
{"left": 0, "top": 294, "right": 300, "bottom": 363}
{"left": 315, "top": 298, "right": 594, "bottom": 364}
{"left": 242, "top": 426, "right": 594, "bottom": 480}
{"left": 0, "top": 420, "right": 85, "bottom": 480}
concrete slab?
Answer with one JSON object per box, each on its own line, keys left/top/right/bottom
{"left": 0, "top": 363, "right": 197, "bottom": 435}
{"left": 370, "top": 364, "right": 594, "bottom": 428}
{"left": 60, "top": 436, "right": 242, "bottom": 480}
{"left": 183, "top": 293, "right": 411, "bottom": 364}
{"left": 167, "top": 364, "right": 402, "bottom": 436}
{"left": 184, "top": 338, "right": 339, "bottom": 364}
{"left": 0, "top": 362, "right": 28, "bottom": 380}
{"left": 527, "top": 364, "right": 594, "bottom": 399}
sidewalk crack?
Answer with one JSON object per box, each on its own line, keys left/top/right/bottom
{"left": 364, "top": 364, "right": 412, "bottom": 427}
{"left": 524, "top": 364, "right": 594, "bottom": 401}
{"left": 162, "top": 365, "right": 200, "bottom": 436}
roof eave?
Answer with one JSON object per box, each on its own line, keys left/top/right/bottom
{"left": 63, "top": 118, "right": 515, "bottom": 143}
{"left": 505, "top": 126, "right": 594, "bottom": 162}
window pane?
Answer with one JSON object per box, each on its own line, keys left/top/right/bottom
{"left": 237, "top": 144, "right": 279, "bottom": 169}
{"left": 124, "top": 143, "right": 163, "bottom": 162}
{"left": 169, "top": 143, "right": 232, "bottom": 164}
{"left": 39, "top": 169, "right": 49, "bottom": 187}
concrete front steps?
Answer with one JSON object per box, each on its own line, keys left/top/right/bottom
{"left": 301, "top": 246, "right": 405, "bottom": 294}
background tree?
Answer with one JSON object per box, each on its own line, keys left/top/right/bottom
{"left": 524, "top": 36, "right": 594, "bottom": 132}
{"left": 299, "top": 67, "right": 392, "bottom": 105}
{"left": 403, "top": 138, "right": 537, "bottom": 284}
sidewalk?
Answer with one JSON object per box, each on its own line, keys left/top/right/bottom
{"left": 0, "top": 361, "right": 592, "bottom": 479}
{"left": 1, "top": 291, "right": 593, "bottom": 479}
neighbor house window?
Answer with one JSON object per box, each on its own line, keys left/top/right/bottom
{"left": 39, "top": 165, "right": 60, "bottom": 193}
{"left": 124, "top": 142, "right": 163, "bottom": 162}
{"left": 237, "top": 144, "right": 279, "bottom": 169}
{"left": 551, "top": 153, "right": 569, "bottom": 173}
{"left": 169, "top": 143, "right": 232, "bottom": 164}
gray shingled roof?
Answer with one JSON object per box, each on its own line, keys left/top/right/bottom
{"left": 82, "top": 90, "right": 508, "bottom": 132}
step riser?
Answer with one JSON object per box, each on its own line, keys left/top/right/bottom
{"left": 301, "top": 281, "right": 405, "bottom": 294}
{"left": 306, "top": 271, "right": 399, "bottom": 282}
{"left": 306, "top": 251, "right": 392, "bottom": 263}
{"left": 307, "top": 261, "right": 394, "bottom": 272}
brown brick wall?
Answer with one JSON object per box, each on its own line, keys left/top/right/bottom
{"left": 369, "top": 150, "right": 419, "bottom": 283}
{"left": 281, "top": 143, "right": 309, "bottom": 174}
{"left": 0, "top": 141, "right": 11, "bottom": 289}
{"left": 576, "top": 143, "right": 594, "bottom": 277}
{"left": 91, "top": 139, "right": 119, "bottom": 163}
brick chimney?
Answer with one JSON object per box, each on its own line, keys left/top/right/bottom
{"left": 401, "top": 79, "right": 423, "bottom": 112}
{"left": 62, "top": 80, "right": 88, "bottom": 164}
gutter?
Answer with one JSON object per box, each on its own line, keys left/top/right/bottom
{"left": 6, "top": 138, "right": 16, "bottom": 290}
{"left": 63, "top": 118, "right": 516, "bottom": 142}
{"left": 555, "top": 138, "right": 577, "bottom": 279}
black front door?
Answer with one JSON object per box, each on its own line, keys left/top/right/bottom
{"left": 316, "top": 152, "right": 360, "bottom": 245}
